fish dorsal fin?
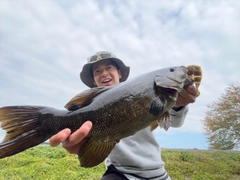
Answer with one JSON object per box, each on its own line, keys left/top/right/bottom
{"left": 150, "top": 121, "right": 158, "bottom": 131}
{"left": 150, "top": 112, "right": 170, "bottom": 131}
{"left": 78, "top": 140, "right": 117, "bottom": 168}
{"left": 65, "top": 86, "right": 112, "bottom": 111}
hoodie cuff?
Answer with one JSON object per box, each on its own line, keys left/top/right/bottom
{"left": 169, "top": 106, "right": 189, "bottom": 128}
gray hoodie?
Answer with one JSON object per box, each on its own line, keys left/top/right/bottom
{"left": 105, "top": 107, "right": 189, "bottom": 180}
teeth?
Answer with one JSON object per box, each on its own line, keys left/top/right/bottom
{"left": 102, "top": 79, "right": 111, "bottom": 83}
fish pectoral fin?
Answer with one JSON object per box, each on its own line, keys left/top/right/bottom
{"left": 78, "top": 140, "right": 116, "bottom": 168}
{"left": 150, "top": 112, "right": 170, "bottom": 131}
{"left": 65, "top": 86, "right": 112, "bottom": 111}
{"left": 149, "top": 97, "right": 164, "bottom": 116}
{"left": 150, "top": 121, "right": 158, "bottom": 131}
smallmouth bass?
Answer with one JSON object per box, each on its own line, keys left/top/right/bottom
{"left": 0, "top": 65, "right": 202, "bottom": 167}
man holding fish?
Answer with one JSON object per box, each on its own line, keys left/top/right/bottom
{"left": 49, "top": 51, "right": 198, "bottom": 180}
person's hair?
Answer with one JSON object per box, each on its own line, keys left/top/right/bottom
{"left": 110, "top": 59, "right": 120, "bottom": 70}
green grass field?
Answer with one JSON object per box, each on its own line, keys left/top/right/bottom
{"left": 0, "top": 146, "right": 239, "bottom": 180}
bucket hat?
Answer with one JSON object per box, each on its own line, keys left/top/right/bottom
{"left": 80, "top": 51, "right": 130, "bottom": 88}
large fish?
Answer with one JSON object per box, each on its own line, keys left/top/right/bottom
{"left": 0, "top": 65, "right": 202, "bottom": 168}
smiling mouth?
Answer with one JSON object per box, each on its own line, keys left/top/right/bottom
{"left": 102, "top": 79, "right": 112, "bottom": 84}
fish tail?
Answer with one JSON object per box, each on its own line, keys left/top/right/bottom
{"left": 0, "top": 106, "right": 49, "bottom": 158}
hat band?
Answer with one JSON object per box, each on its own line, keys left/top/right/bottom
{"left": 88, "top": 52, "right": 116, "bottom": 63}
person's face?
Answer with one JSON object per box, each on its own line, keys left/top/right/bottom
{"left": 92, "top": 59, "right": 122, "bottom": 87}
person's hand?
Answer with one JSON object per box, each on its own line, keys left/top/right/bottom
{"left": 173, "top": 84, "right": 197, "bottom": 109}
{"left": 49, "top": 121, "right": 92, "bottom": 154}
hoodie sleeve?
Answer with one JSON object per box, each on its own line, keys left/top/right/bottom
{"left": 169, "top": 106, "right": 189, "bottom": 128}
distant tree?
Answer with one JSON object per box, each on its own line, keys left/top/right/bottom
{"left": 203, "top": 82, "right": 240, "bottom": 150}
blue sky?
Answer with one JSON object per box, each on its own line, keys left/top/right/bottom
{"left": 0, "top": 0, "right": 239, "bottom": 150}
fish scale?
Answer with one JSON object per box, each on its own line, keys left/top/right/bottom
{"left": 0, "top": 65, "right": 202, "bottom": 168}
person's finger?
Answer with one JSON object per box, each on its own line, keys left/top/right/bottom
{"left": 49, "top": 128, "right": 71, "bottom": 147}
{"left": 64, "top": 138, "right": 89, "bottom": 154}
{"left": 62, "top": 121, "right": 92, "bottom": 147}
{"left": 174, "top": 85, "right": 197, "bottom": 107}
{"left": 184, "top": 84, "right": 197, "bottom": 96}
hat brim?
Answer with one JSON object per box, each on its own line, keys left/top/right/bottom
{"left": 80, "top": 58, "right": 130, "bottom": 88}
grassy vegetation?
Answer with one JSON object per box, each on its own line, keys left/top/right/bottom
{"left": 0, "top": 146, "right": 239, "bottom": 180}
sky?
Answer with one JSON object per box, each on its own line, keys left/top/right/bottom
{"left": 0, "top": 0, "right": 239, "bottom": 150}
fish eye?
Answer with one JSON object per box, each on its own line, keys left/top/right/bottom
{"left": 170, "top": 68, "right": 174, "bottom": 72}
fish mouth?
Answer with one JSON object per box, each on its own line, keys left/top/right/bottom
{"left": 156, "top": 85, "right": 178, "bottom": 95}
{"left": 162, "top": 87, "right": 178, "bottom": 94}
{"left": 167, "top": 77, "right": 182, "bottom": 84}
